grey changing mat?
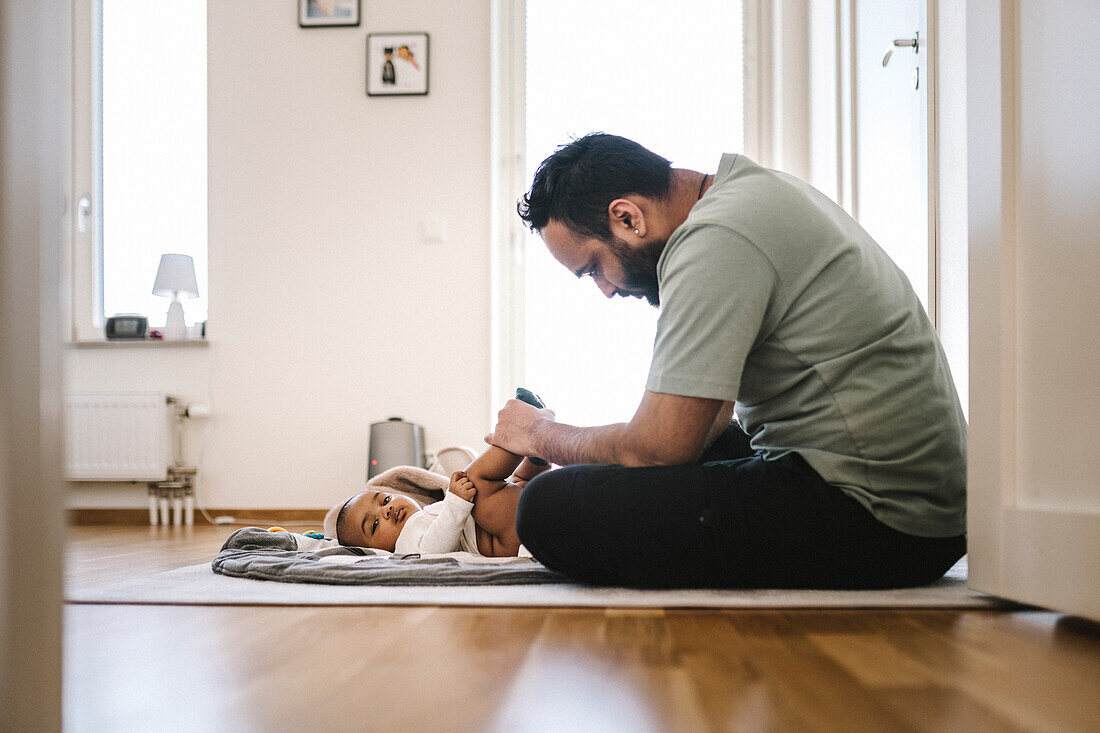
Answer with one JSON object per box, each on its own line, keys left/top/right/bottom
{"left": 212, "top": 527, "right": 567, "bottom": 585}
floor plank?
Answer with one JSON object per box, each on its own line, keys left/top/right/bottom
{"left": 63, "top": 525, "right": 1100, "bottom": 732}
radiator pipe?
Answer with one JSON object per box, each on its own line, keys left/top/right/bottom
{"left": 171, "top": 488, "right": 183, "bottom": 527}
{"left": 148, "top": 487, "right": 159, "bottom": 526}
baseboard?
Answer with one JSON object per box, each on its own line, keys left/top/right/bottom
{"left": 66, "top": 508, "right": 327, "bottom": 526}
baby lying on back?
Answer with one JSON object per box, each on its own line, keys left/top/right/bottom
{"left": 328, "top": 390, "right": 552, "bottom": 556}
{"left": 328, "top": 446, "right": 549, "bottom": 557}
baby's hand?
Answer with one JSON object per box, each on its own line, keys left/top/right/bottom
{"left": 449, "top": 470, "right": 476, "bottom": 502}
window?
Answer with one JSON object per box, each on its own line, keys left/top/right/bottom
{"left": 72, "top": 0, "right": 208, "bottom": 338}
{"left": 520, "top": 0, "right": 744, "bottom": 426}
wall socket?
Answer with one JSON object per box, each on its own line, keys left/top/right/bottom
{"left": 419, "top": 218, "right": 448, "bottom": 244}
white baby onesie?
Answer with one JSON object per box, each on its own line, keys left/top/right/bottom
{"left": 393, "top": 491, "right": 481, "bottom": 556}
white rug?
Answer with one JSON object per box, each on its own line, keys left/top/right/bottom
{"left": 66, "top": 556, "right": 1012, "bottom": 608}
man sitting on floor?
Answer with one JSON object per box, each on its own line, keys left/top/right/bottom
{"left": 486, "top": 133, "right": 967, "bottom": 590}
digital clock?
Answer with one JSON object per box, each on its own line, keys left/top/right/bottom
{"left": 105, "top": 314, "right": 148, "bottom": 340}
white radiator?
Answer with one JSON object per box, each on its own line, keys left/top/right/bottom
{"left": 64, "top": 393, "right": 173, "bottom": 481}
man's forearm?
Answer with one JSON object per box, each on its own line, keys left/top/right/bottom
{"left": 487, "top": 391, "right": 725, "bottom": 468}
{"left": 529, "top": 420, "right": 627, "bottom": 466}
{"left": 704, "top": 401, "right": 738, "bottom": 448}
{"left": 530, "top": 420, "right": 680, "bottom": 467}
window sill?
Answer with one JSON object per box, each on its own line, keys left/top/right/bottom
{"left": 69, "top": 339, "right": 210, "bottom": 349}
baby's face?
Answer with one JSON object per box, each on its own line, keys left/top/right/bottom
{"left": 338, "top": 490, "right": 420, "bottom": 551}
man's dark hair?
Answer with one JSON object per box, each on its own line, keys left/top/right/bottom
{"left": 517, "top": 133, "right": 672, "bottom": 241}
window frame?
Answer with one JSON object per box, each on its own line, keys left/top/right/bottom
{"left": 488, "top": 0, "right": 760, "bottom": 425}
{"left": 488, "top": 0, "right": 528, "bottom": 422}
{"left": 69, "top": 0, "right": 209, "bottom": 344}
{"left": 71, "top": 0, "right": 103, "bottom": 341}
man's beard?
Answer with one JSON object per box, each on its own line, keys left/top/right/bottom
{"left": 606, "top": 234, "right": 664, "bottom": 307}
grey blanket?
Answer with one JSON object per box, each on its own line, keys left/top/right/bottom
{"left": 211, "top": 527, "right": 567, "bottom": 585}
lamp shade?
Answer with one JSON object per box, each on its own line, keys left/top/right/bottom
{"left": 152, "top": 254, "right": 199, "bottom": 298}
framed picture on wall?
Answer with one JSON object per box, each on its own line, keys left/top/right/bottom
{"left": 367, "top": 33, "right": 430, "bottom": 96}
{"left": 298, "top": 0, "right": 360, "bottom": 28}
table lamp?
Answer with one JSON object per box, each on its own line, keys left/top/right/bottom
{"left": 152, "top": 253, "right": 199, "bottom": 340}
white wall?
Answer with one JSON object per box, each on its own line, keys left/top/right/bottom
{"left": 67, "top": 0, "right": 494, "bottom": 509}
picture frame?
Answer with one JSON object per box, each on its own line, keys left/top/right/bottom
{"left": 366, "top": 33, "right": 430, "bottom": 96}
{"left": 298, "top": 0, "right": 360, "bottom": 28}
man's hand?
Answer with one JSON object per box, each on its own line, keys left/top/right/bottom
{"left": 484, "top": 399, "right": 555, "bottom": 457}
{"left": 483, "top": 390, "right": 728, "bottom": 467}
{"left": 449, "top": 470, "right": 477, "bottom": 502}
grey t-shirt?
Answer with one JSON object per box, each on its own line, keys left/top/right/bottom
{"left": 646, "top": 154, "right": 967, "bottom": 537}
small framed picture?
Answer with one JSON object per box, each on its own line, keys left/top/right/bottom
{"left": 367, "top": 33, "right": 430, "bottom": 96}
{"left": 298, "top": 0, "right": 360, "bottom": 28}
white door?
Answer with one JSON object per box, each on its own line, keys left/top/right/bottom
{"left": 853, "top": 0, "right": 931, "bottom": 312}
{"left": 966, "top": 0, "right": 1100, "bottom": 622}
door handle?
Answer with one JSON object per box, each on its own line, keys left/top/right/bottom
{"left": 77, "top": 195, "right": 92, "bottom": 233}
{"left": 882, "top": 32, "right": 919, "bottom": 67}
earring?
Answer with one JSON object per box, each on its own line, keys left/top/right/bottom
{"left": 634, "top": 229, "right": 639, "bottom": 235}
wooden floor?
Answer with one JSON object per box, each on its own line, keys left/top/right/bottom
{"left": 65, "top": 526, "right": 1100, "bottom": 732}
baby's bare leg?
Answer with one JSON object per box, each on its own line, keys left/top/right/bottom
{"left": 511, "top": 457, "right": 551, "bottom": 486}
{"left": 472, "top": 484, "right": 522, "bottom": 556}
{"left": 464, "top": 444, "right": 524, "bottom": 500}
{"left": 464, "top": 445, "right": 545, "bottom": 556}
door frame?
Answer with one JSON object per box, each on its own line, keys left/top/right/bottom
{"left": 1, "top": 0, "right": 67, "bottom": 725}
{"left": 836, "top": 0, "right": 939, "bottom": 325}
{"left": 964, "top": 0, "right": 1100, "bottom": 621}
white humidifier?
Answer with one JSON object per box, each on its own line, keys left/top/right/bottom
{"left": 367, "top": 417, "right": 425, "bottom": 479}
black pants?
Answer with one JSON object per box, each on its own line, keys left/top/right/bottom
{"left": 515, "top": 423, "right": 966, "bottom": 589}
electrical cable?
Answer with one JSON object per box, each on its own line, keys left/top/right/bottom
{"left": 184, "top": 350, "right": 322, "bottom": 529}
{"left": 188, "top": 426, "right": 320, "bottom": 528}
